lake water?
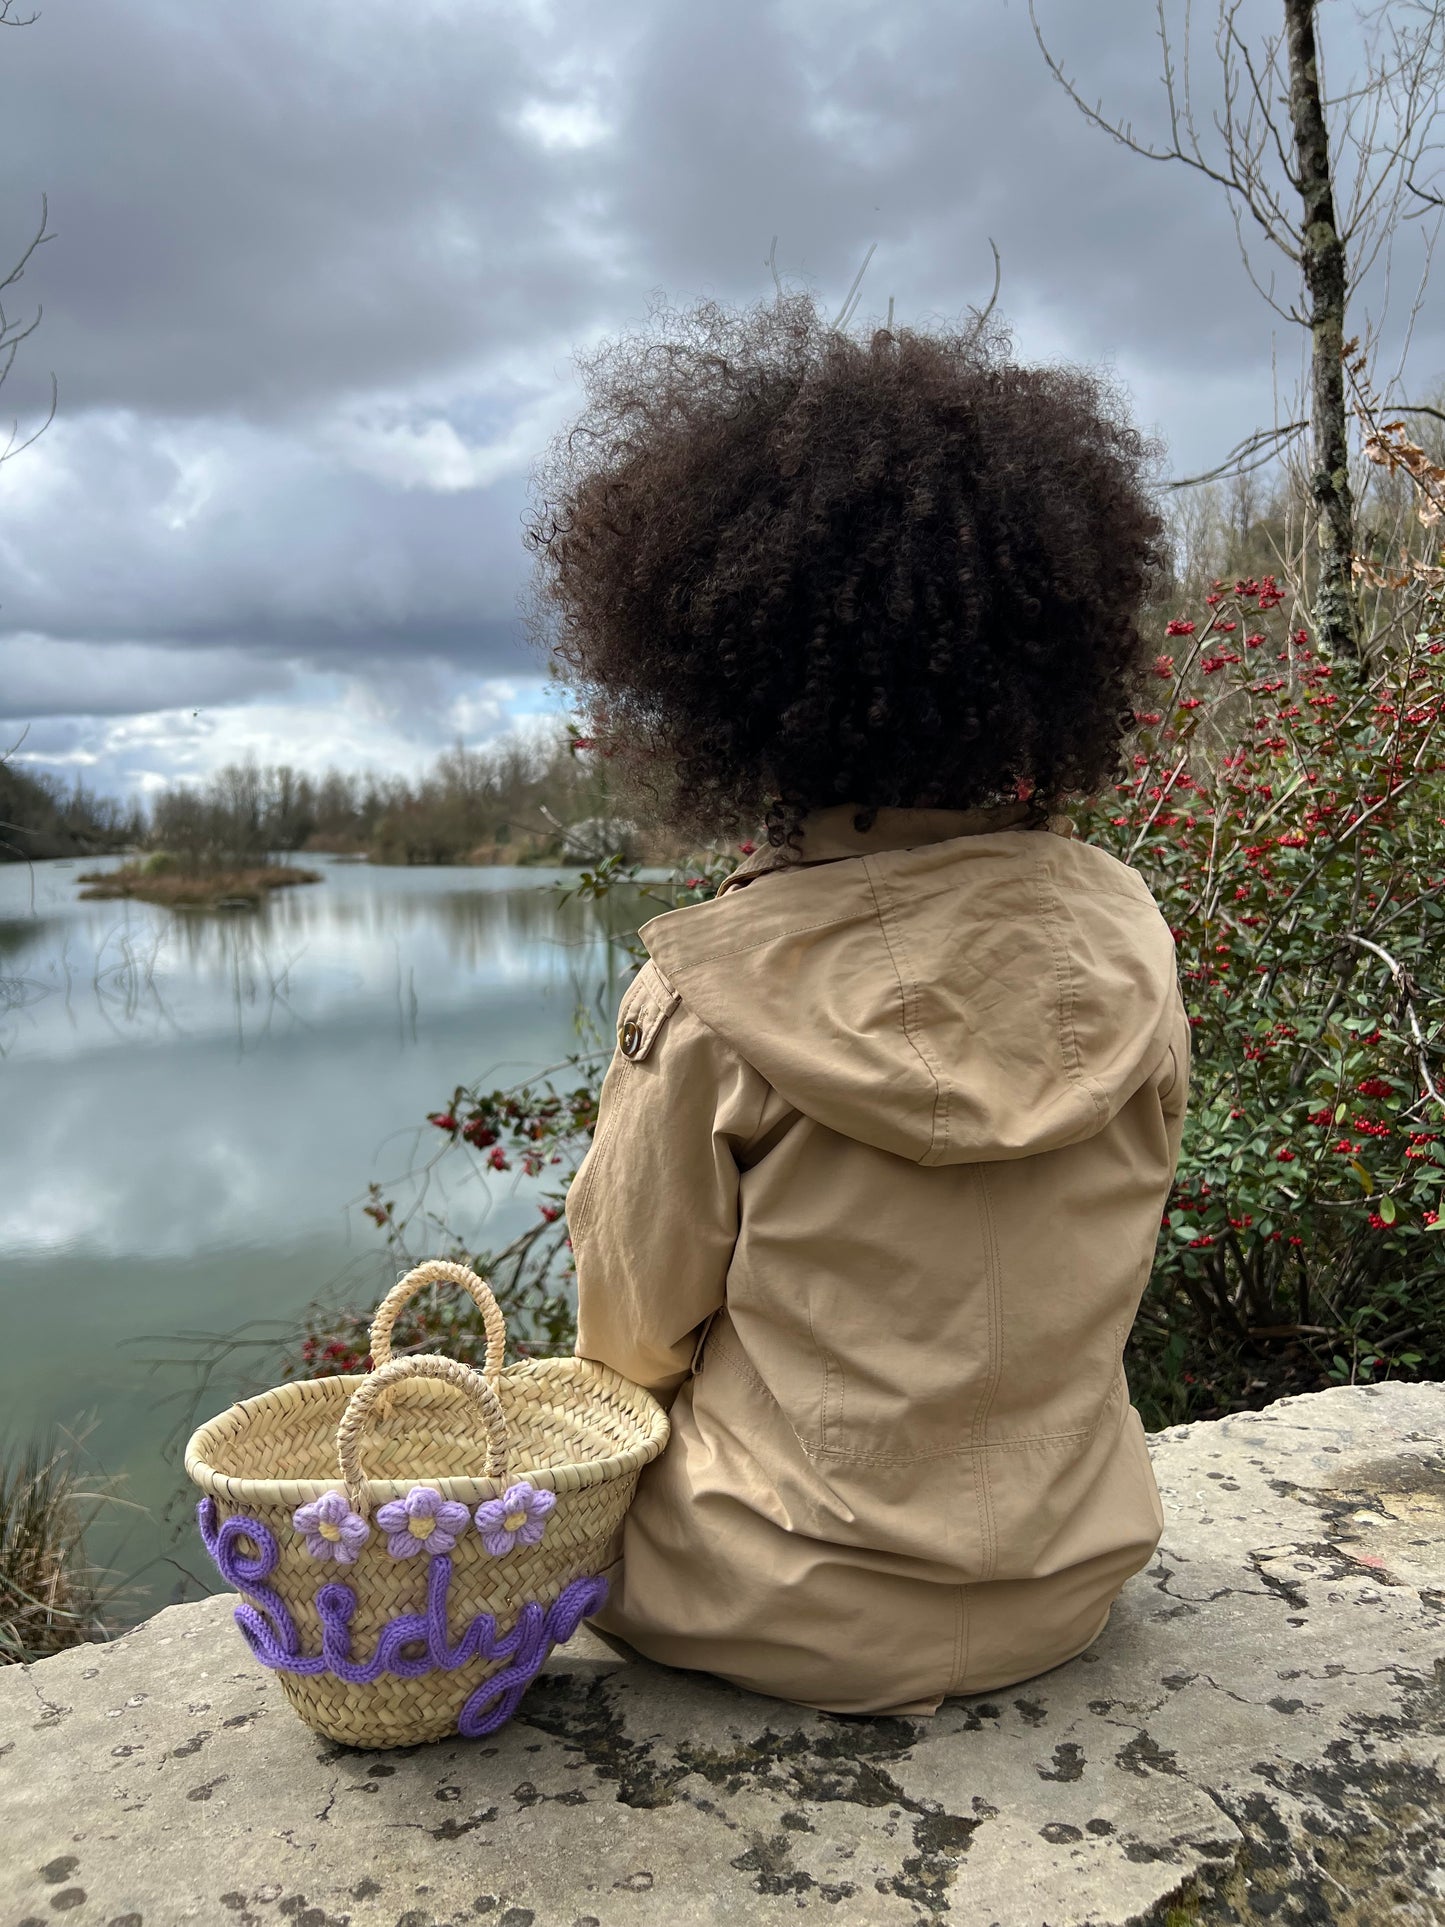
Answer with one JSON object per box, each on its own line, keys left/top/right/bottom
{"left": 0, "top": 852, "right": 666, "bottom": 1623}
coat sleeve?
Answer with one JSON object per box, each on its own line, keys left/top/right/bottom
{"left": 565, "top": 958, "right": 768, "bottom": 1413}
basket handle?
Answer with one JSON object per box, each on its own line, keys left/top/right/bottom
{"left": 336, "top": 1353, "right": 510, "bottom": 1519}
{"left": 370, "top": 1260, "right": 509, "bottom": 1378}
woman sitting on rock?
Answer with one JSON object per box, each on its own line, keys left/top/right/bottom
{"left": 521, "top": 288, "right": 1191, "bottom": 1717}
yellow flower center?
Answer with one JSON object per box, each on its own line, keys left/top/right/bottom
{"left": 318, "top": 1519, "right": 342, "bottom": 1543}
{"left": 503, "top": 1510, "right": 527, "bottom": 1532}
{"left": 411, "top": 1513, "right": 435, "bottom": 1536}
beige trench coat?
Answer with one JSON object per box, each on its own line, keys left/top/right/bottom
{"left": 566, "top": 801, "right": 1191, "bottom": 1716}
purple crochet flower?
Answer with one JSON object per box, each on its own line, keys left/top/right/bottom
{"left": 474, "top": 1479, "right": 556, "bottom": 1556}
{"left": 292, "top": 1489, "right": 370, "bottom": 1564}
{"left": 374, "top": 1483, "right": 472, "bottom": 1559}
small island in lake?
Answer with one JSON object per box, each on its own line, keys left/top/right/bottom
{"left": 76, "top": 860, "right": 323, "bottom": 908}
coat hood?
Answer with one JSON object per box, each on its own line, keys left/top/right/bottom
{"left": 637, "top": 803, "right": 1183, "bottom": 1166}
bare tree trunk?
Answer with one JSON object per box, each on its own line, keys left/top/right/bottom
{"left": 1284, "top": 0, "right": 1361, "bottom": 667}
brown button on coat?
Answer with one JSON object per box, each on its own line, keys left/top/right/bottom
{"left": 567, "top": 802, "right": 1191, "bottom": 1716}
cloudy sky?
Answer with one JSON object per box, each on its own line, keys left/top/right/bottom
{"left": 1, "top": 0, "right": 1440, "bottom": 804}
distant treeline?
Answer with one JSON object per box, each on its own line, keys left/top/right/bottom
{"left": 1, "top": 720, "right": 679, "bottom": 872}
{"left": 139, "top": 722, "right": 685, "bottom": 870}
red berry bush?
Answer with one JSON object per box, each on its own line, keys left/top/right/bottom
{"left": 1082, "top": 569, "right": 1445, "bottom": 1423}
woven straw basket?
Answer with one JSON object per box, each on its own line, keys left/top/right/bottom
{"left": 185, "top": 1260, "right": 669, "bottom": 1748}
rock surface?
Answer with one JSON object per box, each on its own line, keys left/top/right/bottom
{"left": 3, "top": 1381, "right": 1444, "bottom": 1927}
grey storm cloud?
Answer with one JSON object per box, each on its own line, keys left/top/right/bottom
{"left": 0, "top": 410, "right": 531, "bottom": 668}
{"left": 0, "top": 0, "right": 1440, "bottom": 788}
{"left": 4, "top": 0, "right": 1314, "bottom": 423}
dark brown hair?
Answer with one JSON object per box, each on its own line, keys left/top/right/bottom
{"left": 522, "top": 290, "right": 1170, "bottom": 850}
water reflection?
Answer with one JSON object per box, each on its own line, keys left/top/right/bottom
{"left": 0, "top": 852, "right": 657, "bottom": 1060}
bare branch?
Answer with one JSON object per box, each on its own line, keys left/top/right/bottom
{"left": 1166, "top": 418, "right": 1308, "bottom": 491}
{"left": 831, "top": 241, "right": 876, "bottom": 332}
{"left": 765, "top": 235, "right": 783, "bottom": 305}
{"left": 0, "top": 191, "right": 59, "bottom": 467}
{"left": 0, "top": 367, "right": 56, "bottom": 466}
{"left": 1349, "top": 164, "right": 1443, "bottom": 473}
{"left": 1330, "top": 35, "right": 1405, "bottom": 239}
{"left": 1217, "top": 1, "right": 1301, "bottom": 203}
{"left": 1404, "top": 173, "right": 1444, "bottom": 212}
{"left": 0, "top": 190, "right": 56, "bottom": 302}
{"left": 1228, "top": 195, "right": 1308, "bottom": 326}
{"left": 1339, "top": 932, "right": 1445, "bottom": 1115}
{"left": 1335, "top": 8, "right": 1445, "bottom": 250}
{"left": 1028, "top": 0, "right": 1302, "bottom": 264}
{"left": 963, "top": 236, "right": 1002, "bottom": 343}
{"left": 0, "top": 299, "right": 45, "bottom": 386}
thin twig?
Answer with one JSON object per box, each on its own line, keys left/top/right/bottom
{"left": 831, "top": 242, "right": 877, "bottom": 332}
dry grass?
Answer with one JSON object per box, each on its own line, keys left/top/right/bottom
{"left": 0, "top": 1425, "right": 139, "bottom": 1666}
{"left": 75, "top": 863, "right": 323, "bottom": 907}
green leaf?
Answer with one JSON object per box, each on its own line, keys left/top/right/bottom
{"left": 1378, "top": 1194, "right": 1397, "bottom": 1224}
{"left": 1335, "top": 1103, "right": 1348, "bottom": 1124}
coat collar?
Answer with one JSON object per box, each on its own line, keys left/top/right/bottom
{"left": 715, "top": 801, "right": 1074, "bottom": 896}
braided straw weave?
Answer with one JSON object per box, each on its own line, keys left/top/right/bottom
{"left": 185, "top": 1260, "right": 668, "bottom": 1747}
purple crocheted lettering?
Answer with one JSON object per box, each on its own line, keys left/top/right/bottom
{"left": 457, "top": 1572, "right": 610, "bottom": 1735}
{"left": 195, "top": 1497, "right": 609, "bottom": 1734}
{"left": 197, "top": 1496, "right": 311, "bottom": 1666}
{"left": 315, "top": 1582, "right": 388, "bottom": 1685}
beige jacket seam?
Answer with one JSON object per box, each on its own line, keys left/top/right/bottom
{"left": 806, "top": 1298, "right": 831, "bottom": 1454}
{"left": 648, "top": 911, "right": 862, "bottom": 973}
{"left": 971, "top": 1164, "right": 1004, "bottom": 1578}
{"left": 863, "top": 859, "right": 947, "bottom": 1163}
{"left": 1034, "top": 834, "right": 1109, "bottom": 1130}
{"left": 799, "top": 1421, "right": 1110, "bottom": 1465}
{"left": 951, "top": 1586, "right": 969, "bottom": 1696}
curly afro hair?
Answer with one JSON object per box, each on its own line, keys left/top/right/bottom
{"left": 522, "top": 289, "right": 1171, "bottom": 851}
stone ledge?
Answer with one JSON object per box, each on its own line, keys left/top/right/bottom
{"left": 2, "top": 1380, "right": 1443, "bottom": 1927}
